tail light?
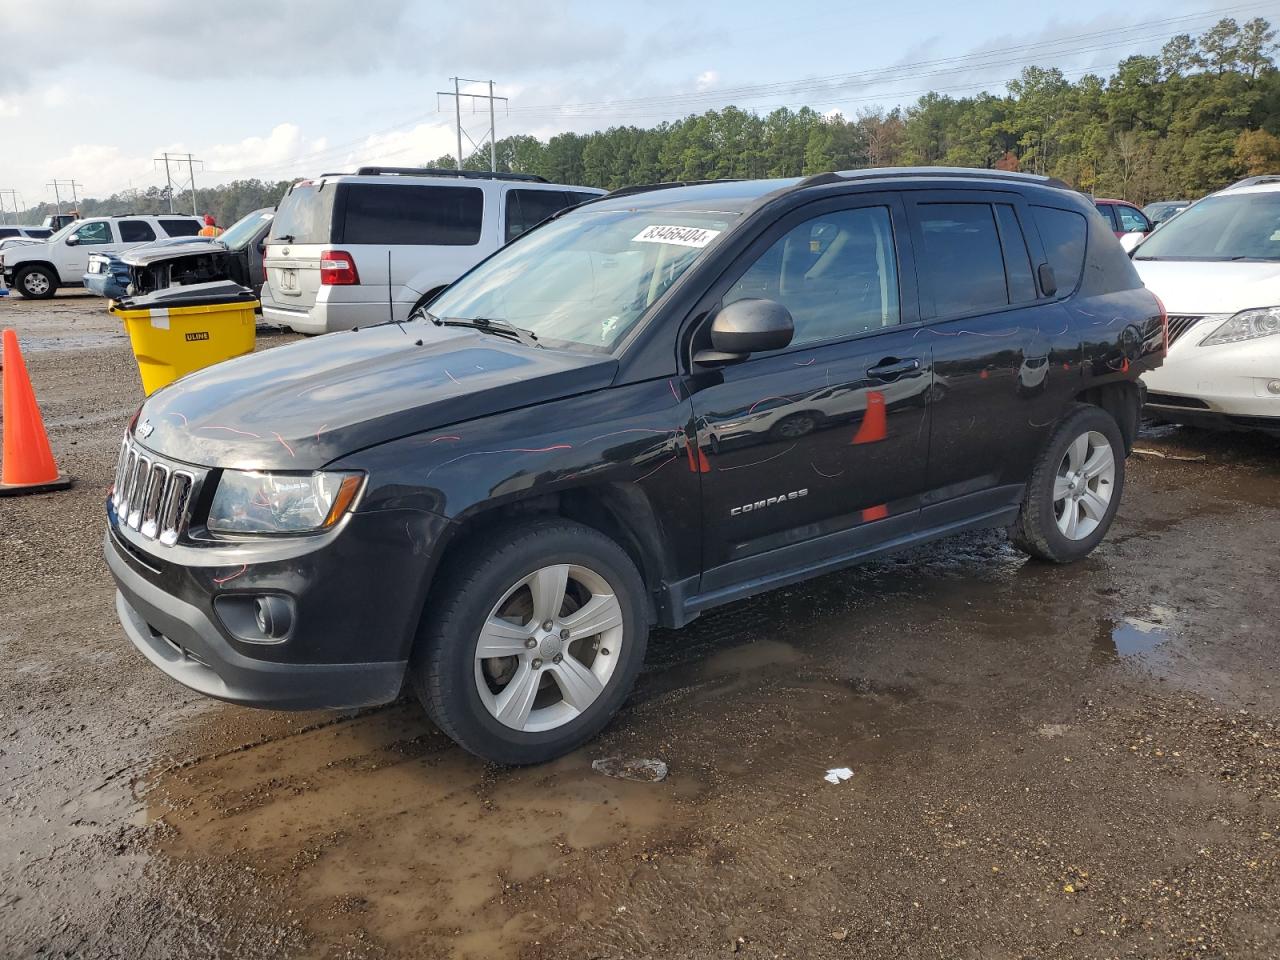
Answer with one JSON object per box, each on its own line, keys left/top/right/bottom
{"left": 320, "top": 250, "right": 359, "bottom": 286}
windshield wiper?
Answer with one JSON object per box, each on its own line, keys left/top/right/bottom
{"left": 431, "top": 315, "right": 542, "bottom": 348}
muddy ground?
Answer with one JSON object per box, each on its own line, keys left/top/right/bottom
{"left": 2, "top": 291, "right": 1278, "bottom": 960}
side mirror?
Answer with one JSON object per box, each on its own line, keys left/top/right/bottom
{"left": 1119, "top": 232, "right": 1145, "bottom": 254}
{"left": 696, "top": 298, "right": 794, "bottom": 364}
{"left": 65, "top": 235, "right": 79, "bottom": 246}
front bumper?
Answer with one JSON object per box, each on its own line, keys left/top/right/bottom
{"left": 83, "top": 271, "right": 128, "bottom": 299}
{"left": 1141, "top": 326, "right": 1280, "bottom": 425}
{"left": 104, "top": 501, "right": 448, "bottom": 710}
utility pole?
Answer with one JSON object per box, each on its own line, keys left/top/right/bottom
{"left": 435, "top": 78, "right": 507, "bottom": 171}
{"left": 0, "top": 189, "right": 18, "bottom": 225}
{"left": 153, "top": 153, "right": 203, "bottom": 215}
{"left": 47, "top": 179, "right": 84, "bottom": 215}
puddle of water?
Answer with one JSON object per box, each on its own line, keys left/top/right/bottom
{"left": 1094, "top": 609, "right": 1176, "bottom": 662}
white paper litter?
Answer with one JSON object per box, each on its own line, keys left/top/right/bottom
{"left": 823, "top": 767, "right": 854, "bottom": 784}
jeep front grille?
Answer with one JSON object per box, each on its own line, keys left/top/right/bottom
{"left": 112, "top": 438, "right": 197, "bottom": 546}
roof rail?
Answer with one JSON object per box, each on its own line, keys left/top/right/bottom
{"left": 810, "top": 166, "right": 1073, "bottom": 191}
{"left": 1225, "top": 174, "right": 1280, "bottom": 189}
{"left": 603, "top": 179, "right": 743, "bottom": 200}
{"left": 352, "top": 166, "right": 548, "bottom": 183}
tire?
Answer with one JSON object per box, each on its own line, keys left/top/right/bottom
{"left": 14, "top": 265, "right": 57, "bottom": 300}
{"left": 410, "top": 518, "right": 649, "bottom": 765}
{"left": 1010, "top": 404, "right": 1126, "bottom": 563}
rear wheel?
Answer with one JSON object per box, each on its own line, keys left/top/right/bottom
{"left": 15, "top": 265, "right": 57, "bottom": 299}
{"left": 411, "top": 518, "right": 648, "bottom": 765}
{"left": 1011, "top": 404, "right": 1125, "bottom": 563}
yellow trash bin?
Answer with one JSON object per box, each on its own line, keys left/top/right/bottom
{"left": 110, "top": 281, "right": 258, "bottom": 395}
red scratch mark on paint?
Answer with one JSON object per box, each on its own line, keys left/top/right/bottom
{"left": 583, "top": 427, "right": 673, "bottom": 445}
{"left": 213, "top": 564, "right": 247, "bottom": 585}
{"left": 430, "top": 435, "right": 462, "bottom": 443}
{"left": 272, "top": 433, "right": 296, "bottom": 457}
{"left": 862, "top": 504, "right": 889, "bottom": 522}
{"left": 203, "top": 425, "right": 262, "bottom": 439}
{"left": 637, "top": 455, "right": 679, "bottom": 482}
{"left": 445, "top": 369, "right": 461, "bottom": 385}
{"left": 424, "top": 444, "right": 573, "bottom": 480}
{"left": 794, "top": 358, "right": 816, "bottom": 366}
{"left": 851, "top": 391, "right": 887, "bottom": 445}
{"left": 748, "top": 396, "right": 792, "bottom": 414}
{"left": 315, "top": 423, "right": 329, "bottom": 441}
{"left": 717, "top": 443, "right": 797, "bottom": 472}
{"left": 811, "top": 462, "right": 845, "bottom": 479}
{"left": 668, "top": 379, "right": 681, "bottom": 402}
{"left": 168, "top": 412, "right": 188, "bottom": 426}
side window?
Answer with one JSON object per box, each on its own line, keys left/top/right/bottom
{"left": 0, "top": 228, "right": 16, "bottom": 239}
{"left": 916, "top": 203, "right": 1008, "bottom": 317}
{"left": 27, "top": 229, "right": 52, "bottom": 239}
{"left": 119, "top": 220, "right": 156, "bottom": 243}
{"left": 505, "top": 189, "right": 571, "bottom": 243}
{"left": 160, "top": 218, "right": 201, "bottom": 237}
{"left": 1031, "top": 206, "right": 1088, "bottom": 295}
{"left": 1116, "top": 205, "right": 1149, "bottom": 233}
{"left": 566, "top": 191, "right": 599, "bottom": 206}
{"left": 341, "top": 184, "right": 484, "bottom": 245}
{"left": 724, "top": 206, "right": 900, "bottom": 347}
{"left": 73, "top": 221, "right": 113, "bottom": 245}
{"left": 1094, "top": 203, "right": 1117, "bottom": 229}
{"left": 994, "top": 204, "right": 1037, "bottom": 303}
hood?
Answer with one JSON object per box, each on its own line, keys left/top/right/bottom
{"left": 1133, "top": 259, "right": 1280, "bottom": 315}
{"left": 121, "top": 237, "right": 226, "bottom": 266}
{"left": 137, "top": 320, "right": 618, "bottom": 470}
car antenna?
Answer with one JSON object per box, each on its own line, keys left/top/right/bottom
{"left": 388, "top": 249, "right": 406, "bottom": 335}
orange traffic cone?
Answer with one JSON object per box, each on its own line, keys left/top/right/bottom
{"left": 1, "top": 329, "right": 73, "bottom": 496}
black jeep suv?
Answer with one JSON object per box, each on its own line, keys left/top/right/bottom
{"left": 105, "top": 168, "right": 1164, "bottom": 764}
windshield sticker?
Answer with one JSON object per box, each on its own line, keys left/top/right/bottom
{"left": 632, "top": 225, "right": 721, "bottom": 248}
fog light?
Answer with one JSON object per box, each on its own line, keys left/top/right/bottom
{"left": 253, "top": 596, "right": 293, "bottom": 639}
{"left": 1268, "top": 379, "right": 1280, "bottom": 396}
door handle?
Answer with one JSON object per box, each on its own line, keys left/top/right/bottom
{"left": 867, "top": 357, "right": 920, "bottom": 380}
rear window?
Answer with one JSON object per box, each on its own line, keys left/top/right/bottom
{"left": 340, "top": 183, "right": 483, "bottom": 246}
{"left": 159, "top": 218, "right": 201, "bottom": 238}
{"left": 505, "top": 189, "right": 574, "bottom": 242}
{"left": 119, "top": 220, "right": 156, "bottom": 242}
{"left": 270, "top": 183, "right": 337, "bottom": 244}
{"left": 916, "top": 203, "right": 1009, "bottom": 317}
{"left": 1031, "top": 206, "right": 1087, "bottom": 295}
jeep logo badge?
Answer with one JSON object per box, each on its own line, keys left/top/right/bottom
{"left": 136, "top": 419, "right": 154, "bottom": 439}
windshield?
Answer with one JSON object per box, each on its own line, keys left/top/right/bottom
{"left": 46, "top": 221, "right": 81, "bottom": 243}
{"left": 219, "top": 210, "right": 272, "bottom": 250}
{"left": 426, "top": 208, "right": 734, "bottom": 352}
{"left": 1135, "top": 192, "right": 1280, "bottom": 261}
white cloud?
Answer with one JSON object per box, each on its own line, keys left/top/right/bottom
{"left": 696, "top": 70, "right": 719, "bottom": 91}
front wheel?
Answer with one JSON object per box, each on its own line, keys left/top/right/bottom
{"left": 14, "top": 265, "right": 57, "bottom": 299}
{"left": 1011, "top": 404, "right": 1125, "bottom": 563}
{"left": 411, "top": 518, "right": 648, "bottom": 765}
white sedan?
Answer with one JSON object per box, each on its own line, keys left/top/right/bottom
{"left": 1130, "top": 176, "right": 1280, "bottom": 435}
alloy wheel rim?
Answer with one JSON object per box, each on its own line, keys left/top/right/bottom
{"left": 1053, "top": 429, "right": 1115, "bottom": 540}
{"left": 24, "top": 272, "right": 49, "bottom": 294}
{"left": 474, "top": 563, "right": 624, "bottom": 733}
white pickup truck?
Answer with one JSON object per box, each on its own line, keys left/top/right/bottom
{"left": 1, "top": 214, "right": 202, "bottom": 298}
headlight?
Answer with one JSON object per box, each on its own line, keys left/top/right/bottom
{"left": 207, "top": 470, "right": 364, "bottom": 534}
{"left": 1201, "top": 306, "right": 1280, "bottom": 346}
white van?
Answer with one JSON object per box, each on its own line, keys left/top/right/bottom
{"left": 260, "top": 167, "right": 604, "bottom": 334}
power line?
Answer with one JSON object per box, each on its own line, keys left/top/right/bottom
{"left": 154, "top": 153, "right": 203, "bottom": 215}
{"left": 46, "top": 180, "right": 84, "bottom": 214}
{"left": 436, "top": 78, "right": 507, "bottom": 170}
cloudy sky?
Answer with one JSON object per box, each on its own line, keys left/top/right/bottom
{"left": 0, "top": 0, "right": 1268, "bottom": 209}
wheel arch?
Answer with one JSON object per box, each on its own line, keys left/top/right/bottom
{"left": 1074, "top": 380, "right": 1141, "bottom": 454}
{"left": 13, "top": 259, "right": 61, "bottom": 281}
{"left": 424, "top": 483, "right": 670, "bottom": 629}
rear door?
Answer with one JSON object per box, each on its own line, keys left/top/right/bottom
{"left": 906, "top": 191, "right": 1075, "bottom": 518}
{"left": 686, "top": 193, "right": 933, "bottom": 591}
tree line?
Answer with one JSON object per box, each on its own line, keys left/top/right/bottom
{"left": 13, "top": 16, "right": 1278, "bottom": 225}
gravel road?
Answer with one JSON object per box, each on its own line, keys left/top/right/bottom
{"left": 2, "top": 291, "right": 1278, "bottom": 959}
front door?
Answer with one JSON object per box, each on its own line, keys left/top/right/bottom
{"left": 684, "top": 195, "right": 933, "bottom": 594}
{"left": 61, "top": 220, "right": 119, "bottom": 277}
